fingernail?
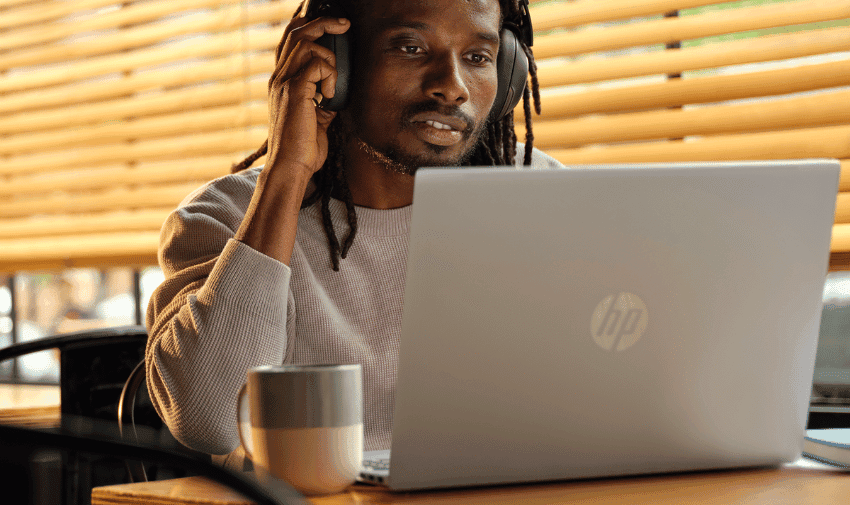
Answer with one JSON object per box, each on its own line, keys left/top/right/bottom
{"left": 338, "top": 18, "right": 348, "bottom": 23}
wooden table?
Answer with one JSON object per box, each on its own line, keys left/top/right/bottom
{"left": 92, "top": 459, "right": 850, "bottom": 505}
{"left": 0, "top": 383, "right": 61, "bottom": 429}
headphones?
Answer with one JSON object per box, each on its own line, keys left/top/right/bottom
{"left": 301, "top": 0, "right": 533, "bottom": 121}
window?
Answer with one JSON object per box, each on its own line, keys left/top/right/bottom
{"left": 0, "top": 266, "right": 163, "bottom": 384}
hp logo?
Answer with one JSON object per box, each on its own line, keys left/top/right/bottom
{"left": 590, "top": 292, "right": 648, "bottom": 352}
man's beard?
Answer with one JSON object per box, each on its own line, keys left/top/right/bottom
{"left": 354, "top": 101, "right": 487, "bottom": 176}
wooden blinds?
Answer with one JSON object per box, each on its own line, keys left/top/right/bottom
{"left": 1, "top": 0, "right": 849, "bottom": 271}
{"left": 0, "top": 0, "right": 296, "bottom": 271}
{"left": 524, "top": 0, "right": 850, "bottom": 270}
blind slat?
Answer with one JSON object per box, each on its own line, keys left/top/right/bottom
{"left": 517, "top": 58, "right": 850, "bottom": 121}
{"left": 840, "top": 160, "right": 850, "bottom": 192}
{"left": 831, "top": 224, "right": 850, "bottom": 252}
{"left": 0, "top": 232, "right": 161, "bottom": 271}
{"left": 0, "top": 129, "right": 268, "bottom": 176}
{"left": 534, "top": 0, "right": 850, "bottom": 60}
{"left": 0, "top": 0, "right": 126, "bottom": 31}
{"left": 0, "top": 27, "right": 280, "bottom": 93}
{"left": 0, "top": 254, "right": 160, "bottom": 272}
{"left": 0, "top": 53, "right": 271, "bottom": 117}
{"left": 0, "top": 0, "right": 52, "bottom": 10}
{"left": 0, "top": 80, "right": 268, "bottom": 138}
{"left": 536, "top": 25, "right": 850, "bottom": 88}
{"left": 0, "top": 209, "right": 173, "bottom": 239}
{"left": 0, "top": 1, "right": 294, "bottom": 70}
{"left": 548, "top": 125, "right": 850, "bottom": 164}
{"left": 0, "top": 0, "right": 248, "bottom": 53}
{"left": 835, "top": 193, "right": 850, "bottom": 224}
{"left": 0, "top": 103, "right": 269, "bottom": 155}
{"left": 0, "top": 183, "right": 202, "bottom": 219}
{"left": 531, "top": 0, "right": 728, "bottom": 32}
{"left": 0, "top": 157, "right": 235, "bottom": 198}
{"left": 519, "top": 89, "right": 850, "bottom": 148}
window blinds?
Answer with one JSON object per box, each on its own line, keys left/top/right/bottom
{"left": 0, "top": 0, "right": 293, "bottom": 271}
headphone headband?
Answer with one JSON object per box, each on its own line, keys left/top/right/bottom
{"left": 515, "top": 0, "right": 533, "bottom": 47}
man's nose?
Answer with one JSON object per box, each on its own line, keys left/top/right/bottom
{"left": 423, "top": 54, "right": 469, "bottom": 105}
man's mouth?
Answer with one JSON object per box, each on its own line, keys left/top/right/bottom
{"left": 424, "top": 120, "right": 456, "bottom": 131}
{"left": 410, "top": 112, "right": 468, "bottom": 132}
{"left": 409, "top": 112, "right": 469, "bottom": 147}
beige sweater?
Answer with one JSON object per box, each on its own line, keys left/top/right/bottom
{"left": 145, "top": 145, "right": 564, "bottom": 468}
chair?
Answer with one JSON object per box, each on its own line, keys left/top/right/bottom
{"left": 0, "top": 325, "right": 149, "bottom": 505}
{"left": 0, "top": 326, "right": 148, "bottom": 417}
{"left": 117, "top": 358, "right": 210, "bottom": 482}
{"left": 117, "top": 360, "right": 148, "bottom": 482}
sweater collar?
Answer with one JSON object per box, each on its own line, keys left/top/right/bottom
{"left": 306, "top": 197, "right": 412, "bottom": 238}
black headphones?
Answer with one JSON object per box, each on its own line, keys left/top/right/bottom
{"left": 301, "top": 0, "right": 533, "bottom": 121}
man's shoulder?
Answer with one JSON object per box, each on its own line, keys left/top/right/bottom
{"left": 515, "top": 143, "right": 566, "bottom": 170}
{"left": 178, "top": 165, "right": 264, "bottom": 209}
{"left": 158, "top": 165, "right": 265, "bottom": 260}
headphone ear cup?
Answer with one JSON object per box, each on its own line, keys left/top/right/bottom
{"left": 489, "top": 28, "right": 529, "bottom": 121}
{"left": 306, "top": 0, "right": 351, "bottom": 111}
{"left": 314, "top": 31, "right": 351, "bottom": 111}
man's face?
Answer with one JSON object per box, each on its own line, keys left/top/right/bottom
{"left": 342, "top": 0, "right": 501, "bottom": 174}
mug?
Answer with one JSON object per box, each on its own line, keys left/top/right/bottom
{"left": 237, "top": 364, "right": 363, "bottom": 495}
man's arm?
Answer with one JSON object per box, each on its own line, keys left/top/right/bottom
{"left": 145, "top": 15, "right": 350, "bottom": 455}
{"left": 145, "top": 174, "right": 294, "bottom": 455}
{"left": 234, "top": 16, "right": 350, "bottom": 265}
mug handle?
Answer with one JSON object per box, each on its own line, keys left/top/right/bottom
{"left": 236, "top": 382, "right": 254, "bottom": 460}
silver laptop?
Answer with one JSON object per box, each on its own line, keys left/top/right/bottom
{"left": 359, "top": 159, "right": 840, "bottom": 490}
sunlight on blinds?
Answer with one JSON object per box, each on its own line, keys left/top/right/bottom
{"left": 524, "top": 0, "right": 850, "bottom": 269}
{"left": 1, "top": 0, "right": 849, "bottom": 269}
{"left": 0, "top": 0, "right": 298, "bottom": 270}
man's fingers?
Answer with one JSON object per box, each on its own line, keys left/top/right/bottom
{"left": 285, "top": 57, "right": 338, "bottom": 105}
{"left": 276, "top": 16, "right": 309, "bottom": 60}
{"left": 304, "top": 57, "right": 338, "bottom": 102}
{"left": 271, "top": 40, "right": 337, "bottom": 90}
{"left": 284, "top": 15, "right": 310, "bottom": 34}
{"left": 292, "top": 17, "right": 350, "bottom": 41}
{"left": 276, "top": 16, "right": 349, "bottom": 65}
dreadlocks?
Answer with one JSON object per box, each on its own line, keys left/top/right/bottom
{"left": 231, "top": 0, "right": 541, "bottom": 271}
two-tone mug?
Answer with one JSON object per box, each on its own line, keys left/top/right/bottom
{"left": 236, "top": 364, "right": 363, "bottom": 495}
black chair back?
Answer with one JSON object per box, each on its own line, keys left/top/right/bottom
{"left": 1, "top": 326, "right": 146, "bottom": 505}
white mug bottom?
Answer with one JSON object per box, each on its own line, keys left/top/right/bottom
{"left": 250, "top": 423, "right": 363, "bottom": 495}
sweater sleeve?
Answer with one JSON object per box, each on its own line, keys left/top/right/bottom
{"left": 145, "top": 170, "right": 293, "bottom": 455}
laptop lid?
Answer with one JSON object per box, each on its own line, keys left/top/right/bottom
{"left": 387, "top": 160, "right": 839, "bottom": 490}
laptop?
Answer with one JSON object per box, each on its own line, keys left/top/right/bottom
{"left": 358, "top": 159, "right": 840, "bottom": 491}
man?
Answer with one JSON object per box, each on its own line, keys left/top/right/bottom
{"left": 145, "top": 0, "right": 564, "bottom": 470}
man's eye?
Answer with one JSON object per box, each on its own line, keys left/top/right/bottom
{"left": 468, "top": 54, "right": 492, "bottom": 65}
{"left": 400, "top": 45, "right": 423, "bottom": 55}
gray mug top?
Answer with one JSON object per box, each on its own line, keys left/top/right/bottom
{"left": 247, "top": 364, "right": 362, "bottom": 429}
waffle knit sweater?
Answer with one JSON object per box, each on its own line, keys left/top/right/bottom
{"left": 145, "top": 144, "right": 564, "bottom": 469}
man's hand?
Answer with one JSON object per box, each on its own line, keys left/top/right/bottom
{"left": 266, "top": 16, "right": 350, "bottom": 178}
{"left": 234, "top": 16, "right": 350, "bottom": 265}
